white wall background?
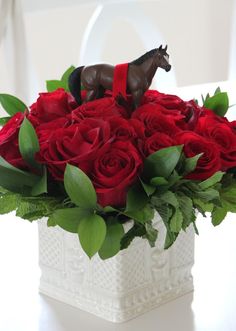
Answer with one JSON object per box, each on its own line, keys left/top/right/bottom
{"left": 0, "top": 0, "right": 235, "bottom": 105}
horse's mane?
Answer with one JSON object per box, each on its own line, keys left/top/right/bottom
{"left": 130, "top": 48, "right": 158, "bottom": 65}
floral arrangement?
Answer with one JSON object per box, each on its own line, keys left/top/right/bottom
{"left": 0, "top": 66, "right": 235, "bottom": 260}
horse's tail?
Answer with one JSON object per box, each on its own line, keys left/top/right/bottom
{"left": 68, "top": 66, "right": 84, "bottom": 105}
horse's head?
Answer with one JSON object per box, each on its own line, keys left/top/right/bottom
{"left": 155, "top": 45, "right": 171, "bottom": 72}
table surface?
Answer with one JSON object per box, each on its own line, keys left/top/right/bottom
{"left": 0, "top": 80, "right": 236, "bottom": 331}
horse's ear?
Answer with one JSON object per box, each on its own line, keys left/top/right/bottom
{"left": 164, "top": 45, "right": 168, "bottom": 51}
{"left": 159, "top": 45, "right": 163, "bottom": 50}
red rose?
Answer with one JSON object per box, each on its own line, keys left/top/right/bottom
{"left": 28, "top": 89, "right": 73, "bottom": 126}
{"left": 142, "top": 91, "right": 203, "bottom": 130}
{"left": 36, "top": 117, "right": 72, "bottom": 143}
{"left": 141, "top": 90, "right": 163, "bottom": 104}
{"left": 92, "top": 140, "right": 143, "bottom": 207}
{"left": 132, "top": 103, "right": 181, "bottom": 137}
{"left": 108, "top": 117, "right": 143, "bottom": 142}
{"left": 196, "top": 116, "right": 236, "bottom": 170}
{"left": 37, "top": 118, "right": 111, "bottom": 180}
{"left": 151, "top": 92, "right": 185, "bottom": 110}
{"left": 142, "top": 132, "right": 174, "bottom": 157}
{"left": 0, "top": 112, "right": 27, "bottom": 169}
{"left": 176, "top": 131, "right": 221, "bottom": 180}
{"left": 72, "top": 97, "right": 128, "bottom": 122}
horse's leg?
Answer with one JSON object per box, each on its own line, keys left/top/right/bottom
{"left": 132, "top": 89, "right": 143, "bottom": 109}
{"left": 97, "top": 85, "right": 105, "bottom": 99}
{"left": 85, "top": 89, "right": 98, "bottom": 102}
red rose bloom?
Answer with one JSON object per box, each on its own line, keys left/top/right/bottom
{"left": 176, "top": 131, "right": 221, "bottom": 180}
{"left": 108, "top": 117, "right": 142, "bottom": 142}
{"left": 0, "top": 112, "right": 27, "bottom": 169}
{"left": 92, "top": 141, "right": 143, "bottom": 207}
{"left": 142, "top": 132, "right": 174, "bottom": 157}
{"left": 28, "top": 88, "right": 73, "bottom": 127}
{"left": 152, "top": 92, "right": 185, "bottom": 110}
{"left": 132, "top": 103, "right": 181, "bottom": 137}
{"left": 141, "top": 90, "right": 163, "bottom": 104}
{"left": 72, "top": 97, "right": 128, "bottom": 122}
{"left": 196, "top": 116, "right": 236, "bottom": 170}
{"left": 37, "top": 118, "right": 111, "bottom": 180}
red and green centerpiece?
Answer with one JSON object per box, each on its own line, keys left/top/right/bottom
{"left": 0, "top": 48, "right": 235, "bottom": 260}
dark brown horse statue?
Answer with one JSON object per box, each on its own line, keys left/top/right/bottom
{"left": 69, "top": 45, "right": 171, "bottom": 109}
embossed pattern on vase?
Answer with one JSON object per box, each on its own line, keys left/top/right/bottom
{"left": 38, "top": 213, "right": 195, "bottom": 322}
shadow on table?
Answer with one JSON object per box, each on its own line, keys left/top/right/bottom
{"left": 38, "top": 292, "right": 194, "bottom": 331}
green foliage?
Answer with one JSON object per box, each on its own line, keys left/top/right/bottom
{"left": 48, "top": 208, "right": 89, "bottom": 233}
{"left": 31, "top": 167, "right": 47, "bottom": 196}
{"left": 183, "top": 154, "right": 202, "bottom": 175}
{"left": 46, "top": 65, "right": 75, "bottom": 92}
{"left": 0, "top": 116, "right": 11, "bottom": 126}
{"left": 64, "top": 164, "right": 97, "bottom": 209}
{"left": 143, "top": 145, "right": 183, "bottom": 179}
{"left": 120, "top": 222, "right": 146, "bottom": 250}
{"left": 125, "top": 181, "right": 148, "bottom": 212}
{"left": 143, "top": 220, "right": 158, "bottom": 247}
{"left": 170, "top": 208, "right": 183, "bottom": 233}
{"left": 78, "top": 214, "right": 107, "bottom": 258}
{"left": 212, "top": 206, "right": 227, "bottom": 226}
{"left": 199, "top": 172, "right": 224, "bottom": 190}
{"left": 19, "top": 118, "right": 41, "bottom": 170}
{"left": 0, "top": 187, "right": 61, "bottom": 221}
{"left": 0, "top": 94, "right": 27, "bottom": 116}
{"left": 0, "top": 156, "right": 40, "bottom": 193}
{"left": 203, "top": 87, "right": 229, "bottom": 116}
{"left": 124, "top": 204, "right": 155, "bottom": 224}
{"left": 99, "top": 219, "right": 124, "bottom": 259}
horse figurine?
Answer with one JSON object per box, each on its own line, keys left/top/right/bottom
{"left": 69, "top": 45, "right": 171, "bottom": 109}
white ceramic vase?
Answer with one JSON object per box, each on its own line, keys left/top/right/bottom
{"left": 38, "top": 213, "right": 194, "bottom": 323}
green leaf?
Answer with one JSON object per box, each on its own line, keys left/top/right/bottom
{"left": 46, "top": 80, "right": 67, "bottom": 92}
{"left": 0, "top": 192, "right": 19, "bottom": 214}
{"left": 139, "top": 178, "right": 156, "bottom": 196}
{"left": 196, "top": 188, "right": 219, "bottom": 201}
{"left": 199, "top": 171, "right": 224, "bottom": 190}
{"left": 19, "top": 118, "right": 41, "bottom": 170}
{"left": 0, "top": 116, "right": 11, "bottom": 126}
{"left": 170, "top": 208, "right": 183, "bottom": 233}
{"left": 144, "top": 145, "right": 183, "bottom": 179}
{"left": 212, "top": 206, "right": 227, "bottom": 226}
{"left": 49, "top": 208, "right": 90, "bottom": 233}
{"left": 204, "top": 92, "right": 229, "bottom": 117}
{"left": 61, "top": 65, "right": 76, "bottom": 91}
{"left": 31, "top": 166, "right": 47, "bottom": 196}
{"left": 120, "top": 223, "right": 146, "bottom": 250}
{"left": 193, "top": 198, "right": 213, "bottom": 213}
{"left": 214, "top": 86, "right": 221, "bottom": 95}
{"left": 220, "top": 184, "right": 236, "bottom": 212}
{"left": 125, "top": 181, "right": 148, "bottom": 212}
{"left": 177, "top": 194, "right": 195, "bottom": 230}
{"left": 143, "top": 221, "right": 158, "bottom": 247}
{"left": 64, "top": 164, "right": 97, "bottom": 209}
{"left": 150, "top": 177, "right": 168, "bottom": 186}
{"left": 183, "top": 153, "right": 203, "bottom": 175}
{"left": 124, "top": 204, "right": 154, "bottom": 224}
{"left": 164, "top": 229, "right": 178, "bottom": 249}
{"left": 103, "top": 205, "right": 118, "bottom": 213}
{"left": 47, "top": 216, "right": 56, "bottom": 227}
{"left": 0, "top": 156, "right": 40, "bottom": 192}
{"left": 160, "top": 190, "right": 179, "bottom": 208}
{"left": 0, "top": 94, "right": 27, "bottom": 116}
{"left": 78, "top": 214, "right": 106, "bottom": 258}
{"left": 15, "top": 200, "right": 46, "bottom": 221}
{"left": 99, "top": 220, "right": 124, "bottom": 259}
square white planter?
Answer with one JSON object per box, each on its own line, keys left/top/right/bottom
{"left": 38, "top": 214, "right": 194, "bottom": 323}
